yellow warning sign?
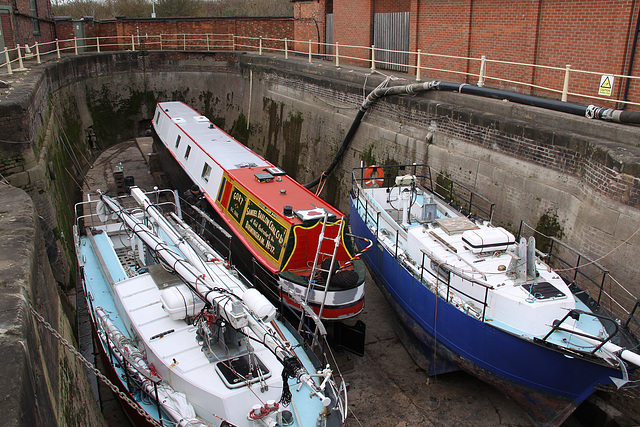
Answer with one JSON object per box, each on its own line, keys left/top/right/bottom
{"left": 598, "top": 75, "right": 614, "bottom": 96}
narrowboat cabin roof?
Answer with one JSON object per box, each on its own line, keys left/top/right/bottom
{"left": 157, "top": 101, "right": 343, "bottom": 227}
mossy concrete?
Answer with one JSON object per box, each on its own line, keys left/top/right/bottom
{"left": 0, "top": 183, "right": 105, "bottom": 426}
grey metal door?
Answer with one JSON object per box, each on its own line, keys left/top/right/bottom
{"left": 73, "top": 20, "right": 85, "bottom": 52}
{"left": 0, "top": 17, "right": 5, "bottom": 51}
{"left": 374, "top": 12, "right": 409, "bottom": 72}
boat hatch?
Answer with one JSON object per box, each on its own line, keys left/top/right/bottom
{"left": 215, "top": 354, "right": 271, "bottom": 389}
{"left": 521, "top": 281, "right": 566, "bottom": 300}
{"left": 435, "top": 217, "right": 479, "bottom": 235}
{"left": 194, "top": 115, "right": 209, "bottom": 122}
{"left": 172, "top": 117, "right": 186, "bottom": 124}
{"left": 264, "top": 166, "right": 286, "bottom": 176}
{"left": 234, "top": 162, "right": 259, "bottom": 169}
{"left": 462, "top": 228, "right": 515, "bottom": 254}
{"left": 296, "top": 208, "right": 336, "bottom": 224}
{"left": 254, "top": 172, "right": 275, "bottom": 182}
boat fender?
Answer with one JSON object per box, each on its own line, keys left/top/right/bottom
{"left": 364, "top": 165, "right": 384, "bottom": 187}
{"left": 242, "top": 288, "right": 277, "bottom": 323}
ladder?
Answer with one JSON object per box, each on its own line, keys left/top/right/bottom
{"left": 297, "top": 212, "right": 344, "bottom": 340}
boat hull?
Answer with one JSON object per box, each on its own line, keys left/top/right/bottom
{"left": 349, "top": 197, "right": 622, "bottom": 426}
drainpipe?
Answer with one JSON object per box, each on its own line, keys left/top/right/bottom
{"left": 621, "top": 3, "right": 640, "bottom": 109}
{"left": 371, "top": 0, "right": 375, "bottom": 48}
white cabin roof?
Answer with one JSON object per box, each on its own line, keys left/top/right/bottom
{"left": 158, "top": 101, "right": 270, "bottom": 171}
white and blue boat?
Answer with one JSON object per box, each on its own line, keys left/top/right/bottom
{"left": 74, "top": 186, "right": 347, "bottom": 426}
{"left": 349, "top": 163, "right": 640, "bottom": 426}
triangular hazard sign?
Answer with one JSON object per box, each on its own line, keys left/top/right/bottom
{"left": 601, "top": 77, "right": 612, "bottom": 89}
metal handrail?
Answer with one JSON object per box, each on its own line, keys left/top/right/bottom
{"left": 517, "top": 220, "right": 640, "bottom": 337}
{"left": 3, "top": 32, "right": 640, "bottom": 108}
{"left": 540, "top": 309, "right": 620, "bottom": 355}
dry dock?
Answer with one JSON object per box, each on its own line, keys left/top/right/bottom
{"left": 77, "top": 140, "right": 637, "bottom": 427}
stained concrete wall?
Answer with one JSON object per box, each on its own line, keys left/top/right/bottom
{"left": 0, "top": 183, "right": 105, "bottom": 426}
{"left": 1, "top": 51, "right": 640, "bottom": 418}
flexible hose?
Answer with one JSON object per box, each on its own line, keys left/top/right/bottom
{"left": 305, "top": 79, "right": 640, "bottom": 189}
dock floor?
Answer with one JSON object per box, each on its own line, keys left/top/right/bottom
{"left": 75, "top": 140, "right": 637, "bottom": 426}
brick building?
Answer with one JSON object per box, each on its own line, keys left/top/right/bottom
{"left": 0, "top": 0, "right": 55, "bottom": 51}
{"left": 303, "top": 0, "right": 640, "bottom": 107}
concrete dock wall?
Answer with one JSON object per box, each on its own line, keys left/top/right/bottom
{"left": 0, "top": 183, "right": 105, "bottom": 426}
{"left": 0, "top": 50, "right": 639, "bottom": 421}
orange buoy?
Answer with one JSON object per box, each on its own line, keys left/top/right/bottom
{"left": 364, "top": 165, "right": 384, "bottom": 186}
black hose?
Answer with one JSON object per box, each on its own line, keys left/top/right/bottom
{"left": 305, "top": 78, "right": 640, "bottom": 190}
{"left": 304, "top": 81, "right": 438, "bottom": 189}
{"left": 305, "top": 108, "right": 366, "bottom": 189}
{"left": 435, "top": 82, "right": 588, "bottom": 116}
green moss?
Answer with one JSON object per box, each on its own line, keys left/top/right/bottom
{"left": 361, "top": 143, "right": 376, "bottom": 166}
{"left": 436, "top": 171, "right": 453, "bottom": 200}
{"left": 86, "top": 86, "right": 156, "bottom": 148}
{"left": 229, "top": 112, "right": 251, "bottom": 144}
{"left": 280, "top": 111, "right": 303, "bottom": 179}
{"left": 535, "top": 208, "right": 564, "bottom": 253}
{"left": 212, "top": 117, "right": 226, "bottom": 129}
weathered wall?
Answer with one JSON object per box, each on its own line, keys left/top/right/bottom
{"left": 1, "top": 52, "right": 640, "bottom": 399}
{"left": 0, "top": 183, "right": 105, "bottom": 426}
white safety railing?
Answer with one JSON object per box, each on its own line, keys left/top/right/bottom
{"left": 3, "top": 33, "right": 640, "bottom": 108}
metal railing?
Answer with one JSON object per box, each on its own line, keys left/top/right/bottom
{"left": 350, "top": 164, "right": 496, "bottom": 321}
{"left": 517, "top": 220, "right": 640, "bottom": 340}
{"left": 351, "top": 164, "right": 495, "bottom": 223}
{"left": 3, "top": 33, "right": 640, "bottom": 108}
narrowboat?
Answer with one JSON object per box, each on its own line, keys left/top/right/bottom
{"left": 151, "top": 102, "right": 368, "bottom": 322}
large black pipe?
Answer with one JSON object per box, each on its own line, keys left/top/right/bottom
{"left": 435, "top": 82, "right": 588, "bottom": 116}
{"left": 435, "top": 82, "right": 640, "bottom": 124}
{"left": 305, "top": 79, "right": 640, "bottom": 189}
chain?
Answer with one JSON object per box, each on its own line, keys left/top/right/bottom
{"left": 28, "top": 304, "right": 164, "bottom": 427}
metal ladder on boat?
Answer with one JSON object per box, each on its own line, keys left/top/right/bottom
{"left": 297, "top": 212, "right": 343, "bottom": 343}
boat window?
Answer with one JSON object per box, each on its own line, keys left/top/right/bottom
{"left": 175, "top": 135, "right": 181, "bottom": 148}
{"left": 185, "top": 145, "right": 191, "bottom": 160}
{"left": 202, "top": 163, "right": 212, "bottom": 182}
{"left": 155, "top": 111, "right": 160, "bottom": 123}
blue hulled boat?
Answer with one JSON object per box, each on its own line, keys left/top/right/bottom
{"left": 349, "top": 163, "right": 640, "bottom": 426}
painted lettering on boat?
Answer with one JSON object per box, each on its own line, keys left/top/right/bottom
{"left": 242, "top": 199, "right": 286, "bottom": 260}
{"left": 227, "top": 187, "right": 247, "bottom": 223}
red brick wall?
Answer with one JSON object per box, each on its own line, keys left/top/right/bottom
{"left": 334, "top": 0, "right": 640, "bottom": 108}
{"left": 535, "top": 1, "right": 637, "bottom": 106}
{"left": 2, "top": 0, "right": 55, "bottom": 51}
{"left": 375, "top": 0, "right": 410, "bottom": 14}
{"left": 293, "top": 0, "right": 326, "bottom": 54}
{"left": 58, "top": 17, "right": 294, "bottom": 53}
{"left": 1, "top": 13, "right": 15, "bottom": 49}
{"left": 412, "top": 0, "right": 472, "bottom": 81}
{"left": 334, "top": 0, "right": 372, "bottom": 67}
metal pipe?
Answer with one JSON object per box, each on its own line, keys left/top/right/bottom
{"left": 306, "top": 75, "right": 640, "bottom": 190}
{"left": 622, "top": 2, "right": 640, "bottom": 109}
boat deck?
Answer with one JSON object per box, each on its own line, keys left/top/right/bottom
{"left": 356, "top": 185, "right": 612, "bottom": 352}
{"left": 78, "top": 140, "right": 640, "bottom": 426}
